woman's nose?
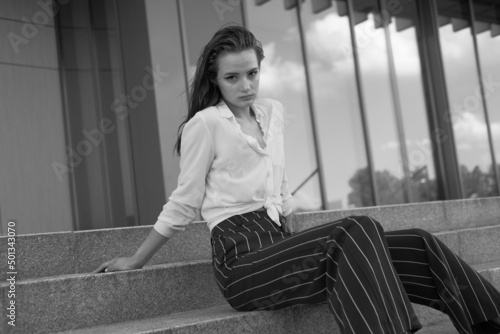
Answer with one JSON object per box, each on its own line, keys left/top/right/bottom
{"left": 240, "top": 78, "right": 251, "bottom": 91}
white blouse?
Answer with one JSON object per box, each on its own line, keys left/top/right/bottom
{"left": 153, "top": 98, "right": 293, "bottom": 238}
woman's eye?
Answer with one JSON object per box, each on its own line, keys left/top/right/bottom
{"left": 226, "top": 76, "right": 236, "bottom": 81}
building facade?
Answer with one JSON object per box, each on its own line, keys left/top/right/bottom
{"left": 0, "top": 0, "right": 499, "bottom": 235}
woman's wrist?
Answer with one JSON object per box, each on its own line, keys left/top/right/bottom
{"left": 130, "top": 253, "right": 147, "bottom": 269}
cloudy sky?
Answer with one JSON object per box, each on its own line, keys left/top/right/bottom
{"left": 245, "top": 0, "right": 500, "bottom": 209}
{"left": 177, "top": 0, "right": 499, "bottom": 210}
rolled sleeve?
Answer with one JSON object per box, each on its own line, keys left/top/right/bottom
{"left": 153, "top": 113, "right": 215, "bottom": 237}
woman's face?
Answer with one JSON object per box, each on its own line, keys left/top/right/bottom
{"left": 215, "top": 49, "right": 260, "bottom": 113}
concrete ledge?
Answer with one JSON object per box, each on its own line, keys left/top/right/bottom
{"left": 296, "top": 201, "right": 447, "bottom": 233}
{"left": 0, "top": 222, "right": 211, "bottom": 281}
{"left": 0, "top": 260, "right": 224, "bottom": 334}
{"left": 1, "top": 197, "right": 499, "bottom": 281}
{"left": 442, "top": 197, "right": 500, "bottom": 230}
{"left": 294, "top": 197, "right": 500, "bottom": 233}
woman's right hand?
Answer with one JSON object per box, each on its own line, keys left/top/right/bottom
{"left": 92, "top": 256, "right": 141, "bottom": 274}
{"left": 92, "top": 227, "right": 170, "bottom": 274}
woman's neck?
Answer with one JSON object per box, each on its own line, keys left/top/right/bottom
{"left": 229, "top": 105, "right": 254, "bottom": 122}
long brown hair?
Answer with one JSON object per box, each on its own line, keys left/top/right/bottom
{"left": 174, "top": 24, "right": 265, "bottom": 155}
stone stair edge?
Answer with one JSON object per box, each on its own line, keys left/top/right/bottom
{"left": 0, "top": 259, "right": 211, "bottom": 287}
{"left": 2, "top": 255, "right": 499, "bottom": 333}
{"left": 2, "top": 258, "right": 499, "bottom": 288}
{"left": 1, "top": 197, "right": 498, "bottom": 282}
{"left": 1, "top": 197, "right": 499, "bottom": 240}
{"left": 2, "top": 219, "right": 499, "bottom": 282}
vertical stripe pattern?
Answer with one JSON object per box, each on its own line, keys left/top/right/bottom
{"left": 386, "top": 228, "right": 500, "bottom": 334}
{"left": 210, "top": 211, "right": 500, "bottom": 334}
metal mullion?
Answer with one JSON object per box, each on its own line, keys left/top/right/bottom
{"left": 414, "top": 1, "right": 447, "bottom": 200}
{"left": 468, "top": 0, "right": 500, "bottom": 196}
{"left": 295, "top": 1, "right": 327, "bottom": 210}
{"left": 177, "top": 0, "right": 191, "bottom": 101}
{"left": 416, "top": 0, "right": 463, "bottom": 200}
{"left": 86, "top": 0, "right": 113, "bottom": 226}
{"left": 54, "top": 9, "right": 80, "bottom": 231}
{"left": 378, "top": 0, "right": 413, "bottom": 204}
{"left": 112, "top": 0, "right": 140, "bottom": 226}
{"left": 240, "top": 0, "right": 248, "bottom": 28}
{"left": 346, "top": 0, "right": 379, "bottom": 206}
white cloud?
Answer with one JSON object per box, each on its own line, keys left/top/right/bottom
{"left": 259, "top": 42, "right": 306, "bottom": 95}
{"left": 453, "top": 111, "right": 500, "bottom": 148}
{"left": 305, "top": 13, "right": 352, "bottom": 71}
{"left": 452, "top": 111, "right": 500, "bottom": 170}
{"left": 304, "top": 12, "right": 421, "bottom": 76}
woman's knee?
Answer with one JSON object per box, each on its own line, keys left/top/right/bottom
{"left": 406, "top": 227, "right": 434, "bottom": 239}
{"left": 345, "top": 215, "right": 384, "bottom": 234}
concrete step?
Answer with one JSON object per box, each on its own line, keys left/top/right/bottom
{"left": 1, "top": 197, "right": 499, "bottom": 281}
{"left": 53, "top": 261, "right": 500, "bottom": 334}
{"left": 417, "top": 319, "right": 458, "bottom": 334}
{"left": 1, "top": 198, "right": 498, "bottom": 333}
{"left": 1, "top": 254, "right": 499, "bottom": 334}
{"left": 51, "top": 304, "right": 450, "bottom": 334}
{"left": 0, "top": 222, "right": 211, "bottom": 281}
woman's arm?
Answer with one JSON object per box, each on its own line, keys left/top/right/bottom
{"left": 93, "top": 228, "right": 169, "bottom": 273}
{"left": 93, "top": 114, "right": 215, "bottom": 274}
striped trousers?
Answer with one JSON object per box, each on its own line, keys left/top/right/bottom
{"left": 210, "top": 211, "right": 500, "bottom": 334}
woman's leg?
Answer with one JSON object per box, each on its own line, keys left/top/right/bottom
{"left": 385, "top": 228, "right": 500, "bottom": 334}
{"left": 211, "top": 212, "right": 421, "bottom": 334}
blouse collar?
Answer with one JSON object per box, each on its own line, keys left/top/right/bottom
{"left": 216, "top": 99, "right": 265, "bottom": 121}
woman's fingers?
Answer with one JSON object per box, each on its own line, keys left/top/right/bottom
{"left": 92, "top": 259, "right": 117, "bottom": 274}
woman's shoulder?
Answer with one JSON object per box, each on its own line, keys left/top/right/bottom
{"left": 186, "top": 105, "right": 220, "bottom": 127}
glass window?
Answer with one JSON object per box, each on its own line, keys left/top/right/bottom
{"left": 180, "top": 0, "right": 244, "bottom": 82}
{"left": 437, "top": 0, "right": 498, "bottom": 197}
{"left": 352, "top": 0, "right": 408, "bottom": 205}
{"left": 386, "top": 0, "right": 438, "bottom": 203}
{"left": 144, "top": 0, "right": 187, "bottom": 199}
{"left": 473, "top": 0, "right": 500, "bottom": 195}
{"left": 58, "top": 0, "right": 139, "bottom": 229}
{"left": 299, "top": 0, "right": 373, "bottom": 209}
{"left": 244, "top": 0, "right": 323, "bottom": 212}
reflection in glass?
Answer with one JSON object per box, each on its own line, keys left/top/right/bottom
{"left": 352, "top": 0, "right": 407, "bottom": 205}
{"left": 386, "top": 0, "right": 438, "bottom": 203}
{"left": 437, "top": 0, "right": 498, "bottom": 197}
{"left": 181, "top": 0, "right": 244, "bottom": 82}
{"left": 473, "top": 1, "right": 500, "bottom": 195}
{"left": 58, "top": 0, "right": 138, "bottom": 229}
{"left": 244, "top": 0, "right": 322, "bottom": 212}
{"left": 300, "top": 0, "right": 373, "bottom": 209}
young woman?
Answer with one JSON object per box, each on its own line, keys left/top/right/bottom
{"left": 94, "top": 25, "right": 500, "bottom": 334}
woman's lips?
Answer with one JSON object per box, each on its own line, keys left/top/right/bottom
{"left": 240, "top": 94, "right": 254, "bottom": 100}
